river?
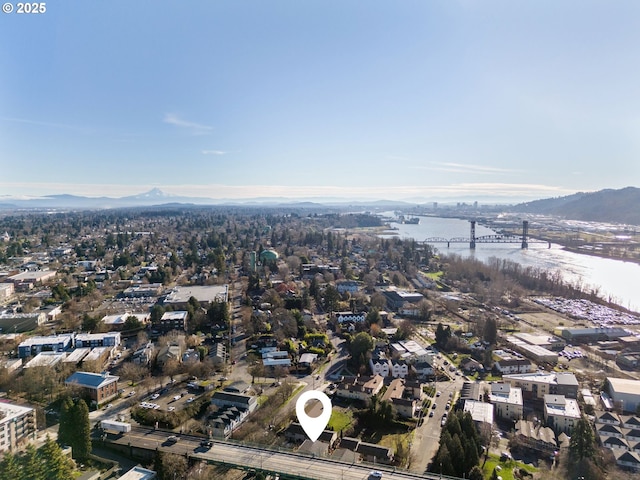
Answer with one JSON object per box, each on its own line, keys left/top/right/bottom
{"left": 380, "top": 215, "right": 640, "bottom": 313}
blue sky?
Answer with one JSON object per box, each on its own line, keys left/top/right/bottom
{"left": 1, "top": 1, "right": 639, "bottom": 202}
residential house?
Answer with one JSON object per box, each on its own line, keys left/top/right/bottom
{"left": 211, "top": 391, "right": 257, "bottom": 413}
{"left": 494, "top": 358, "right": 533, "bottom": 375}
{"left": 334, "top": 311, "right": 366, "bottom": 324}
{"left": 284, "top": 422, "right": 338, "bottom": 446}
{"left": 615, "top": 451, "right": 640, "bottom": 471}
{"left": 335, "top": 375, "right": 384, "bottom": 402}
{"left": 208, "top": 406, "right": 249, "bottom": 439}
{"left": 514, "top": 419, "right": 557, "bottom": 454}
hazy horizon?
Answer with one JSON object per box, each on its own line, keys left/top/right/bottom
{"left": 2, "top": 1, "right": 639, "bottom": 200}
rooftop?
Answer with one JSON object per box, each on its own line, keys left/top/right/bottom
{"left": 608, "top": 377, "right": 640, "bottom": 396}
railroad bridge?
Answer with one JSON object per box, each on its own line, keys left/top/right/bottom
{"left": 422, "top": 220, "right": 550, "bottom": 249}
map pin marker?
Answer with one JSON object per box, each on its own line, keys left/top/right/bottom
{"left": 296, "top": 390, "right": 332, "bottom": 442}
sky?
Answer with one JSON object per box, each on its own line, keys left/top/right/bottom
{"left": 1, "top": 0, "right": 640, "bottom": 202}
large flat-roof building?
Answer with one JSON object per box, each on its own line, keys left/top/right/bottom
{"left": 489, "top": 383, "right": 523, "bottom": 421}
{"left": 0, "top": 401, "right": 36, "bottom": 453}
{"left": 155, "top": 311, "right": 189, "bottom": 332}
{"left": 18, "top": 334, "right": 73, "bottom": 358}
{"left": 503, "top": 372, "right": 579, "bottom": 400}
{"left": 607, "top": 377, "right": 640, "bottom": 413}
{"left": 0, "top": 283, "right": 15, "bottom": 304}
{"left": 6, "top": 270, "right": 56, "bottom": 284}
{"left": 24, "top": 351, "right": 67, "bottom": 368}
{"left": 163, "top": 285, "right": 228, "bottom": 308}
{"left": 0, "top": 311, "right": 47, "bottom": 333}
{"left": 382, "top": 288, "right": 424, "bottom": 310}
{"left": 75, "top": 332, "right": 121, "bottom": 349}
{"left": 544, "top": 394, "right": 581, "bottom": 434}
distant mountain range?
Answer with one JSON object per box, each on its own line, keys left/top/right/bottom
{"left": 1, "top": 186, "right": 638, "bottom": 225}
{"left": 512, "top": 186, "right": 640, "bottom": 225}
{"left": 0, "top": 188, "right": 414, "bottom": 210}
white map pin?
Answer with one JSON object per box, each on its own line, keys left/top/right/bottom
{"left": 296, "top": 390, "right": 332, "bottom": 442}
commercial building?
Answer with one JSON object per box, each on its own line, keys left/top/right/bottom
{"left": 163, "top": 285, "right": 228, "bottom": 308}
{"left": 505, "top": 336, "right": 558, "bottom": 364}
{"left": 382, "top": 288, "right": 424, "bottom": 310}
{"left": 0, "top": 311, "right": 47, "bottom": 333}
{"left": 6, "top": 270, "right": 56, "bottom": 284}
{"left": 65, "top": 371, "right": 119, "bottom": 405}
{"left": 24, "top": 351, "right": 67, "bottom": 368}
{"left": 0, "top": 402, "right": 37, "bottom": 453}
{"left": 607, "top": 377, "right": 640, "bottom": 413}
{"left": 560, "top": 327, "right": 629, "bottom": 344}
{"left": 503, "top": 372, "right": 579, "bottom": 400}
{"left": 101, "top": 312, "right": 150, "bottom": 330}
{"left": 122, "top": 283, "right": 163, "bottom": 298}
{"left": 464, "top": 400, "right": 494, "bottom": 428}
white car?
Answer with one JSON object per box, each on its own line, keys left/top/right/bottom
{"left": 187, "top": 397, "right": 195, "bottom": 403}
{"left": 150, "top": 393, "right": 160, "bottom": 400}
{"left": 369, "top": 471, "right": 383, "bottom": 479}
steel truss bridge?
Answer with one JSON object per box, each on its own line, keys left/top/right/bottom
{"left": 420, "top": 220, "right": 550, "bottom": 249}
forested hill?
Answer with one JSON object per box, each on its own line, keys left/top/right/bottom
{"left": 512, "top": 186, "right": 640, "bottom": 225}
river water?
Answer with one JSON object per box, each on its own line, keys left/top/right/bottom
{"left": 380, "top": 215, "right": 640, "bottom": 313}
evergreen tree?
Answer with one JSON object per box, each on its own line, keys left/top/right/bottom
{"left": 57, "top": 396, "right": 74, "bottom": 447}
{"left": 569, "top": 415, "right": 596, "bottom": 462}
{"left": 469, "top": 465, "right": 484, "bottom": 480}
{"left": 484, "top": 317, "right": 498, "bottom": 344}
{"left": 40, "top": 436, "right": 74, "bottom": 480}
{"left": 22, "top": 444, "right": 45, "bottom": 480}
{"left": 0, "top": 451, "right": 21, "bottom": 479}
{"left": 72, "top": 399, "right": 92, "bottom": 460}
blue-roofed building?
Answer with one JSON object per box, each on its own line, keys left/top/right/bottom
{"left": 65, "top": 371, "right": 119, "bottom": 405}
{"left": 17, "top": 334, "right": 73, "bottom": 358}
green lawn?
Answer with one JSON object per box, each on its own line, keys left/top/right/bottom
{"left": 425, "top": 271, "right": 444, "bottom": 280}
{"left": 328, "top": 409, "right": 352, "bottom": 432}
{"left": 482, "top": 454, "right": 538, "bottom": 480}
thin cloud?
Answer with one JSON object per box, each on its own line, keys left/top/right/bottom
{"left": 201, "top": 150, "right": 227, "bottom": 155}
{"left": 0, "top": 116, "right": 93, "bottom": 133}
{"left": 163, "top": 113, "right": 213, "bottom": 135}
{"left": 411, "top": 162, "right": 522, "bottom": 175}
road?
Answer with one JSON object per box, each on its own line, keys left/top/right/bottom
{"left": 107, "top": 426, "right": 458, "bottom": 480}
{"left": 409, "top": 355, "right": 467, "bottom": 474}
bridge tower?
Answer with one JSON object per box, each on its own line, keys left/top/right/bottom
{"left": 470, "top": 220, "right": 476, "bottom": 249}
{"left": 521, "top": 220, "right": 529, "bottom": 249}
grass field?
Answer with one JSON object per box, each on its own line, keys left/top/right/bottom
{"left": 482, "top": 454, "right": 538, "bottom": 480}
{"left": 328, "top": 409, "right": 352, "bottom": 432}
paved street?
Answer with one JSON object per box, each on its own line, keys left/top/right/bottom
{"left": 107, "top": 426, "right": 453, "bottom": 480}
